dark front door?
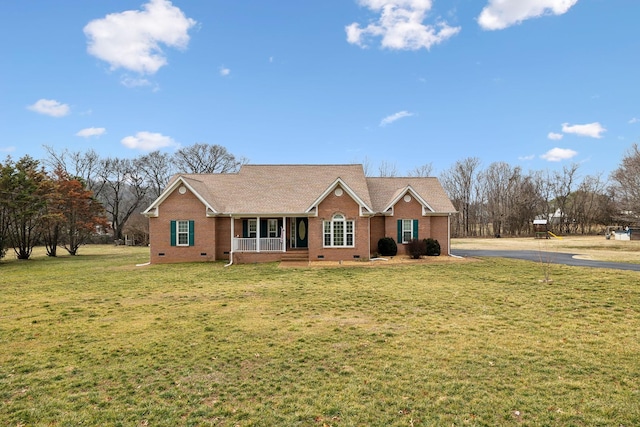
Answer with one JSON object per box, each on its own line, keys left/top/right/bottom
{"left": 295, "top": 217, "right": 308, "bottom": 248}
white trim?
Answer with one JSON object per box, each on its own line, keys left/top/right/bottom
{"left": 267, "top": 218, "right": 278, "bottom": 237}
{"left": 248, "top": 219, "right": 257, "bottom": 238}
{"left": 176, "top": 220, "right": 190, "bottom": 246}
{"left": 323, "top": 213, "right": 355, "bottom": 248}
{"left": 143, "top": 176, "right": 217, "bottom": 217}
{"left": 400, "top": 219, "right": 414, "bottom": 244}
{"left": 256, "top": 217, "right": 261, "bottom": 252}
{"left": 306, "top": 178, "right": 374, "bottom": 216}
{"left": 382, "top": 185, "right": 435, "bottom": 215}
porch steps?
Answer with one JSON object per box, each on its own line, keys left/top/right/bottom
{"left": 280, "top": 249, "right": 309, "bottom": 267}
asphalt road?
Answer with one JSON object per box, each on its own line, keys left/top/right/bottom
{"left": 451, "top": 249, "right": 640, "bottom": 272}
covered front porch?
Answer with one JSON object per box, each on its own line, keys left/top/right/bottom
{"left": 230, "top": 216, "right": 309, "bottom": 253}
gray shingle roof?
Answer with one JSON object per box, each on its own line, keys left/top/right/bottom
{"left": 152, "top": 164, "right": 455, "bottom": 215}
{"left": 366, "top": 177, "right": 457, "bottom": 213}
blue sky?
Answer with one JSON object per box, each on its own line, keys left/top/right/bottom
{"left": 1, "top": 0, "right": 639, "bottom": 177}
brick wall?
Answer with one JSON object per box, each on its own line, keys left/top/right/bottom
{"left": 309, "top": 187, "right": 370, "bottom": 261}
{"left": 430, "top": 215, "right": 450, "bottom": 255}
{"left": 386, "top": 195, "right": 423, "bottom": 255}
{"left": 149, "top": 186, "right": 216, "bottom": 264}
{"left": 215, "top": 217, "right": 231, "bottom": 260}
{"left": 384, "top": 194, "right": 449, "bottom": 256}
{"left": 369, "top": 216, "right": 386, "bottom": 255}
{"left": 233, "top": 252, "right": 283, "bottom": 264}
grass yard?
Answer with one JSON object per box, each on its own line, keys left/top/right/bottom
{"left": 1, "top": 245, "right": 639, "bottom": 426}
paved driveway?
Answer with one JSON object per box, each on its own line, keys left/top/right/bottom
{"left": 452, "top": 249, "right": 640, "bottom": 272}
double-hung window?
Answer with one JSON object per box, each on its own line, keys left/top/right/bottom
{"left": 248, "top": 219, "right": 257, "bottom": 238}
{"left": 177, "top": 220, "right": 189, "bottom": 245}
{"left": 170, "top": 220, "right": 194, "bottom": 246}
{"left": 398, "top": 219, "right": 418, "bottom": 244}
{"left": 268, "top": 219, "right": 278, "bottom": 237}
{"left": 323, "top": 214, "right": 354, "bottom": 247}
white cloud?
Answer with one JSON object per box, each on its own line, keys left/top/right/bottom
{"left": 518, "top": 154, "right": 535, "bottom": 161}
{"left": 478, "top": 0, "right": 579, "bottom": 31}
{"left": 0, "top": 146, "right": 16, "bottom": 153}
{"left": 629, "top": 117, "right": 639, "bottom": 124}
{"left": 541, "top": 147, "right": 578, "bottom": 162}
{"left": 121, "top": 131, "right": 178, "bottom": 151}
{"left": 219, "top": 66, "right": 231, "bottom": 76}
{"left": 380, "top": 110, "right": 414, "bottom": 126}
{"left": 27, "top": 99, "right": 70, "bottom": 117}
{"left": 346, "top": 0, "right": 461, "bottom": 50}
{"left": 121, "top": 76, "right": 153, "bottom": 88}
{"left": 76, "top": 127, "right": 106, "bottom": 138}
{"left": 84, "top": 0, "right": 196, "bottom": 75}
{"left": 561, "top": 122, "right": 606, "bottom": 138}
{"left": 547, "top": 132, "right": 563, "bottom": 140}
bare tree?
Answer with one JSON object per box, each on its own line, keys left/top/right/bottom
{"left": 551, "top": 163, "right": 580, "bottom": 234}
{"left": 173, "top": 143, "right": 244, "bottom": 174}
{"left": 361, "top": 156, "right": 372, "bottom": 177}
{"left": 610, "top": 143, "right": 640, "bottom": 217}
{"left": 407, "top": 163, "right": 434, "bottom": 177}
{"left": 43, "top": 146, "right": 104, "bottom": 198}
{"left": 440, "top": 157, "right": 481, "bottom": 236}
{"left": 377, "top": 160, "right": 397, "bottom": 177}
{"left": 569, "top": 173, "right": 608, "bottom": 234}
{"left": 480, "top": 162, "right": 514, "bottom": 236}
{"left": 97, "top": 158, "right": 148, "bottom": 241}
{"left": 137, "top": 151, "right": 175, "bottom": 200}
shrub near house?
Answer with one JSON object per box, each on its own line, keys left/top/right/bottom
{"left": 143, "top": 164, "right": 456, "bottom": 264}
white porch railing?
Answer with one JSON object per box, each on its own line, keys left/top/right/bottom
{"left": 233, "top": 237, "right": 284, "bottom": 252}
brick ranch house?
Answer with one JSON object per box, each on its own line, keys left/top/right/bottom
{"left": 142, "top": 164, "right": 457, "bottom": 264}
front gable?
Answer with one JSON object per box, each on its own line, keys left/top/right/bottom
{"left": 143, "top": 176, "right": 217, "bottom": 218}
{"left": 383, "top": 186, "right": 436, "bottom": 217}
{"left": 306, "top": 178, "right": 374, "bottom": 217}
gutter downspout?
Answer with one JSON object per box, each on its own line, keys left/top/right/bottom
{"left": 447, "top": 213, "right": 452, "bottom": 256}
{"left": 225, "top": 215, "right": 234, "bottom": 267}
{"left": 224, "top": 251, "right": 233, "bottom": 267}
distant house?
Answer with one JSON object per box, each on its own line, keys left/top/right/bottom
{"left": 142, "top": 164, "right": 457, "bottom": 264}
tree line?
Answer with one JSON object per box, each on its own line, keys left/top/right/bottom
{"left": 1, "top": 142, "right": 639, "bottom": 259}
{"left": 438, "top": 149, "right": 638, "bottom": 238}
{"left": 365, "top": 146, "right": 640, "bottom": 238}
{"left": 0, "top": 144, "right": 244, "bottom": 260}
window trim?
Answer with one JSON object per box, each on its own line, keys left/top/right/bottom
{"left": 248, "top": 219, "right": 257, "bottom": 238}
{"left": 323, "top": 213, "right": 355, "bottom": 248}
{"left": 171, "top": 220, "right": 194, "bottom": 247}
{"left": 401, "top": 219, "right": 413, "bottom": 244}
{"left": 398, "top": 219, "right": 419, "bottom": 244}
{"left": 177, "top": 220, "right": 190, "bottom": 246}
{"left": 268, "top": 219, "right": 278, "bottom": 238}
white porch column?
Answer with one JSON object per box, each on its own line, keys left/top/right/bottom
{"left": 256, "top": 216, "right": 261, "bottom": 252}
{"left": 282, "top": 216, "right": 286, "bottom": 252}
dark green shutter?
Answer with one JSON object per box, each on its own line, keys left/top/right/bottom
{"left": 188, "top": 220, "right": 195, "bottom": 246}
{"left": 397, "top": 220, "right": 402, "bottom": 243}
{"left": 170, "top": 220, "right": 176, "bottom": 246}
{"left": 260, "top": 219, "right": 268, "bottom": 238}
{"left": 413, "top": 219, "right": 419, "bottom": 240}
{"left": 278, "top": 219, "right": 283, "bottom": 237}
{"left": 242, "top": 220, "right": 248, "bottom": 238}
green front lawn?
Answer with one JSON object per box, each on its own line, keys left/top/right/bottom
{"left": 1, "top": 246, "right": 639, "bottom": 426}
